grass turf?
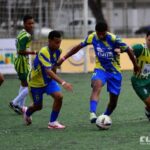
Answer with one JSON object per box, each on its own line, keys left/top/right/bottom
{"left": 0, "top": 71, "right": 150, "bottom": 150}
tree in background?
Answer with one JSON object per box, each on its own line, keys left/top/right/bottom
{"left": 88, "top": 0, "right": 106, "bottom": 23}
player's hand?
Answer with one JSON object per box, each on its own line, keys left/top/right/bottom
{"left": 57, "top": 57, "right": 65, "bottom": 66}
{"left": 114, "top": 48, "right": 121, "bottom": 54}
{"left": 62, "top": 82, "right": 73, "bottom": 92}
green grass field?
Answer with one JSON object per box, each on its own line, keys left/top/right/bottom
{"left": 0, "top": 71, "right": 150, "bottom": 150}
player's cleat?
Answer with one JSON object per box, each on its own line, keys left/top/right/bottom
{"left": 48, "top": 121, "right": 66, "bottom": 129}
{"left": 145, "top": 108, "right": 150, "bottom": 121}
{"left": 9, "top": 102, "right": 22, "bottom": 115}
{"left": 90, "top": 112, "right": 97, "bottom": 123}
{"left": 23, "top": 111, "right": 32, "bottom": 126}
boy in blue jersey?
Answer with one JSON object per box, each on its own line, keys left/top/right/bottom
{"left": 57, "top": 22, "right": 140, "bottom": 123}
{"left": 23, "top": 31, "right": 73, "bottom": 129}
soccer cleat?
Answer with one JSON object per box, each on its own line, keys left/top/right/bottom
{"left": 90, "top": 112, "right": 97, "bottom": 123}
{"left": 145, "top": 108, "right": 150, "bottom": 121}
{"left": 23, "top": 110, "right": 32, "bottom": 126}
{"left": 9, "top": 102, "right": 22, "bottom": 115}
{"left": 48, "top": 121, "right": 66, "bottom": 129}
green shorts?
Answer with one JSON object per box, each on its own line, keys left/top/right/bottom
{"left": 131, "top": 76, "right": 150, "bottom": 101}
{"left": 14, "top": 56, "right": 30, "bottom": 81}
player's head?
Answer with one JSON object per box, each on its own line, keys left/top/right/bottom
{"left": 23, "top": 15, "right": 34, "bottom": 34}
{"left": 95, "top": 21, "right": 108, "bottom": 40}
{"left": 146, "top": 31, "right": 150, "bottom": 48}
{"left": 48, "top": 30, "right": 62, "bottom": 50}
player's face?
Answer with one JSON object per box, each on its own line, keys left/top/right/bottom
{"left": 96, "top": 31, "right": 107, "bottom": 41}
{"left": 49, "top": 37, "right": 61, "bottom": 50}
{"left": 24, "top": 19, "right": 34, "bottom": 34}
{"left": 146, "top": 35, "right": 150, "bottom": 49}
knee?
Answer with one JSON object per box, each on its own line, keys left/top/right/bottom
{"left": 56, "top": 94, "right": 63, "bottom": 101}
{"left": 92, "top": 81, "right": 102, "bottom": 91}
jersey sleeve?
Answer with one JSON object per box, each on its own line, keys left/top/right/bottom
{"left": 115, "top": 36, "right": 129, "bottom": 52}
{"left": 80, "top": 32, "right": 95, "bottom": 47}
{"left": 132, "top": 44, "right": 143, "bottom": 57}
{"left": 18, "top": 36, "right": 30, "bottom": 50}
{"left": 38, "top": 51, "right": 52, "bottom": 69}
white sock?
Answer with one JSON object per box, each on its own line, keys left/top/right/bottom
{"left": 19, "top": 85, "right": 24, "bottom": 93}
{"left": 12, "top": 87, "right": 28, "bottom": 107}
{"left": 18, "top": 86, "right": 26, "bottom": 107}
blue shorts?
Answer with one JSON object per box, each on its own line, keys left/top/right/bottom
{"left": 29, "top": 80, "right": 61, "bottom": 105}
{"left": 91, "top": 69, "right": 122, "bottom": 95}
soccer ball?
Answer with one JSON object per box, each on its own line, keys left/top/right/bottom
{"left": 96, "top": 114, "right": 112, "bottom": 130}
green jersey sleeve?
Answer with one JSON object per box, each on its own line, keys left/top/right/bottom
{"left": 132, "top": 44, "right": 144, "bottom": 57}
{"left": 18, "top": 36, "right": 29, "bottom": 51}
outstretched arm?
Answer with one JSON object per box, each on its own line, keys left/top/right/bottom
{"left": 17, "top": 50, "right": 37, "bottom": 55}
{"left": 127, "top": 47, "right": 141, "bottom": 74}
{"left": 57, "top": 44, "right": 84, "bottom": 66}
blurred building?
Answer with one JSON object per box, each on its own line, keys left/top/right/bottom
{"left": 0, "top": 0, "right": 150, "bottom": 38}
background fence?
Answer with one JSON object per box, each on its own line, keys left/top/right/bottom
{"left": 0, "top": 0, "right": 150, "bottom": 39}
{"left": 0, "top": 0, "right": 149, "bottom": 73}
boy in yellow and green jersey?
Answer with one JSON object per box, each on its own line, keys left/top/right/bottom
{"left": 9, "top": 15, "right": 36, "bottom": 114}
{"left": 23, "top": 31, "right": 73, "bottom": 129}
{"left": 131, "top": 31, "right": 150, "bottom": 120}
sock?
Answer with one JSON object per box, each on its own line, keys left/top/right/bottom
{"left": 12, "top": 87, "right": 28, "bottom": 107}
{"left": 19, "top": 85, "right": 24, "bottom": 93}
{"left": 104, "top": 108, "right": 112, "bottom": 116}
{"left": 90, "top": 100, "right": 98, "bottom": 113}
{"left": 18, "top": 86, "right": 26, "bottom": 107}
{"left": 50, "top": 111, "right": 60, "bottom": 122}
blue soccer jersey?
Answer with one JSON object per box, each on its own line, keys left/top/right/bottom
{"left": 81, "top": 32, "right": 129, "bottom": 72}
{"left": 28, "top": 46, "right": 62, "bottom": 87}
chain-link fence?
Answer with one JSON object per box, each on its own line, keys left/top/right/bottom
{"left": 0, "top": 0, "right": 150, "bottom": 39}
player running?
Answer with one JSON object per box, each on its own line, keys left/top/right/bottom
{"left": 9, "top": 15, "right": 36, "bottom": 114}
{"left": 57, "top": 21, "right": 140, "bottom": 123}
{"left": 23, "top": 31, "right": 73, "bottom": 129}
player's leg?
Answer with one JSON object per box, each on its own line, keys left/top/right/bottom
{"left": 23, "top": 87, "right": 44, "bottom": 125}
{"left": 9, "top": 77, "right": 28, "bottom": 114}
{"left": 89, "top": 69, "right": 106, "bottom": 123}
{"left": 10, "top": 58, "right": 29, "bottom": 113}
{"left": 0, "top": 72, "right": 4, "bottom": 86}
{"left": 104, "top": 93, "right": 119, "bottom": 116}
{"left": 131, "top": 78, "right": 150, "bottom": 120}
{"left": 104, "top": 72, "right": 122, "bottom": 116}
{"left": 46, "top": 80, "right": 65, "bottom": 129}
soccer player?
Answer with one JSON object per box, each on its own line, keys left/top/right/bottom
{"left": 0, "top": 72, "right": 4, "bottom": 86}
{"left": 57, "top": 21, "right": 140, "bottom": 123}
{"left": 23, "top": 31, "right": 73, "bottom": 129}
{"left": 131, "top": 31, "right": 150, "bottom": 120}
{"left": 9, "top": 15, "right": 36, "bottom": 114}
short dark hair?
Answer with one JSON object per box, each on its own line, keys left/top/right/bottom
{"left": 23, "top": 15, "right": 33, "bottom": 23}
{"left": 95, "top": 21, "right": 108, "bottom": 32}
{"left": 48, "top": 30, "right": 61, "bottom": 39}
{"left": 146, "top": 31, "right": 150, "bottom": 37}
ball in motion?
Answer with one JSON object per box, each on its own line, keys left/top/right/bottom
{"left": 96, "top": 114, "right": 112, "bottom": 130}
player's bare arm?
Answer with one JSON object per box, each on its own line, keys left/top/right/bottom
{"left": 57, "top": 44, "right": 84, "bottom": 66}
{"left": 45, "top": 69, "right": 73, "bottom": 92}
{"left": 127, "top": 47, "right": 141, "bottom": 74}
{"left": 17, "top": 50, "right": 37, "bottom": 55}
